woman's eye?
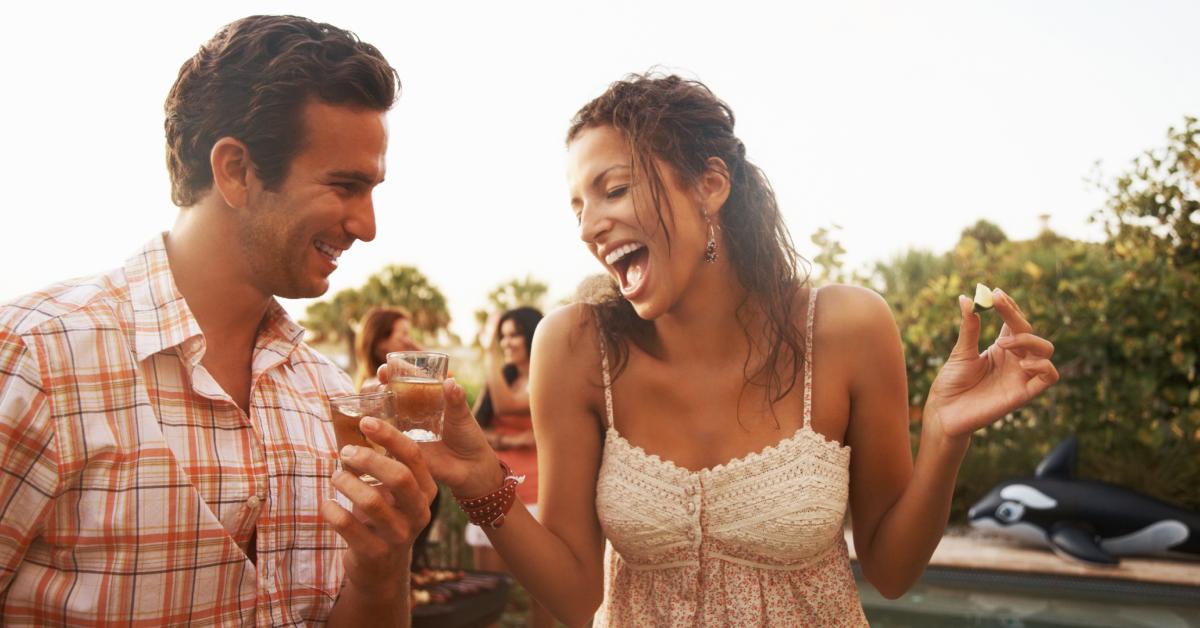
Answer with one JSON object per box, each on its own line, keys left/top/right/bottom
{"left": 606, "top": 186, "right": 628, "bottom": 200}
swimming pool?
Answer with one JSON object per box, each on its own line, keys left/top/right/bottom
{"left": 857, "top": 565, "right": 1200, "bottom": 627}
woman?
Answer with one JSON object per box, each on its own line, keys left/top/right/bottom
{"left": 354, "top": 306, "right": 420, "bottom": 391}
{"left": 399, "top": 74, "right": 1058, "bottom": 626}
{"left": 467, "top": 307, "right": 551, "bottom": 628}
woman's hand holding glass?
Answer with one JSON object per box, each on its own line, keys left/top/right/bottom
{"left": 377, "top": 363, "right": 504, "bottom": 499}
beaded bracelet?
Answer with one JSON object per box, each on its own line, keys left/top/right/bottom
{"left": 456, "top": 460, "right": 525, "bottom": 529}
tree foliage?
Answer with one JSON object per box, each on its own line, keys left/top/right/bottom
{"left": 857, "top": 118, "right": 1200, "bottom": 518}
{"left": 960, "top": 219, "right": 1008, "bottom": 250}
{"left": 303, "top": 264, "right": 451, "bottom": 368}
{"left": 472, "top": 275, "right": 549, "bottom": 337}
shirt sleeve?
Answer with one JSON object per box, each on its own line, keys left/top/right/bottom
{"left": 0, "top": 325, "right": 59, "bottom": 592}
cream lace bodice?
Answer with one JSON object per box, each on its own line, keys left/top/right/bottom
{"left": 592, "top": 287, "right": 869, "bottom": 626}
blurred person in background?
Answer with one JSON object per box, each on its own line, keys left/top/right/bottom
{"left": 356, "top": 306, "right": 421, "bottom": 390}
{"left": 469, "top": 306, "right": 551, "bottom": 628}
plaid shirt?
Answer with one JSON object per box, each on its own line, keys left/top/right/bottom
{"left": 0, "top": 235, "right": 354, "bottom": 626}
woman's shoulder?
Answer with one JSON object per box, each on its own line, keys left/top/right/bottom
{"left": 532, "top": 303, "right": 604, "bottom": 362}
{"left": 806, "top": 283, "right": 896, "bottom": 340}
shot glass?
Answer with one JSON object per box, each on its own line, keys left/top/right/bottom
{"left": 328, "top": 390, "right": 396, "bottom": 485}
{"left": 385, "top": 351, "right": 448, "bottom": 442}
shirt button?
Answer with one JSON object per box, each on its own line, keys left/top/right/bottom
{"left": 686, "top": 502, "right": 695, "bottom": 514}
{"left": 687, "top": 530, "right": 696, "bottom": 541}
{"left": 685, "top": 486, "right": 695, "bottom": 496}
{"left": 246, "top": 495, "right": 262, "bottom": 509}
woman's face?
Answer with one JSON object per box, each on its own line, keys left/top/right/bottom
{"left": 374, "top": 317, "right": 414, "bottom": 364}
{"left": 498, "top": 319, "right": 528, "bottom": 366}
{"left": 567, "top": 125, "right": 710, "bottom": 321}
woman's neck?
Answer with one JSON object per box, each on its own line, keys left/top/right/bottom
{"left": 652, "top": 260, "right": 752, "bottom": 365}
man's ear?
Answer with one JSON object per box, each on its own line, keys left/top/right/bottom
{"left": 699, "top": 156, "right": 731, "bottom": 218}
{"left": 210, "top": 137, "right": 253, "bottom": 208}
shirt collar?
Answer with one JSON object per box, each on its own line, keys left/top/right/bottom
{"left": 126, "top": 233, "right": 308, "bottom": 365}
{"left": 126, "top": 233, "right": 204, "bottom": 363}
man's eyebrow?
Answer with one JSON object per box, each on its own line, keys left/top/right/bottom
{"left": 328, "top": 170, "right": 384, "bottom": 185}
{"left": 591, "top": 164, "right": 630, "bottom": 189}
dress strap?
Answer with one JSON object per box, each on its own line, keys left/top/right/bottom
{"left": 595, "top": 310, "right": 615, "bottom": 429}
{"left": 802, "top": 286, "right": 820, "bottom": 429}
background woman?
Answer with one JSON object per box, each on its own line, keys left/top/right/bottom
{"left": 354, "top": 306, "right": 420, "bottom": 391}
{"left": 468, "top": 307, "right": 550, "bottom": 628}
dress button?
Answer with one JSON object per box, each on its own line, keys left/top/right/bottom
{"left": 246, "top": 495, "right": 262, "bottom": 509}
{"left": 685, "top": 486, "right": 695, "bottom": 497}
{"left": 686, "top": 502, "right": 695, "bottom": 514}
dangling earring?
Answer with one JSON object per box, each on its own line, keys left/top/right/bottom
{"left": 703, "top": 215, "right": 719, "bottom": 263}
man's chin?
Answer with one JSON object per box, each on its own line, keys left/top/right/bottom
{"left": 275, "top": 276, "right": 331, "bottom": 300}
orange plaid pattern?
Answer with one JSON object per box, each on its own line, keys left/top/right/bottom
{"left": 0, "top": 235, "right": 354, "bottom": 626}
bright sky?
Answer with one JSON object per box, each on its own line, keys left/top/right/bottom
{"left": 2, "top": 1, "right": 1197, "bottom": 341}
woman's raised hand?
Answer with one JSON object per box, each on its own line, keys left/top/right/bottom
{"left": 924, "top": 288, "right": 1059, "bottom": 440}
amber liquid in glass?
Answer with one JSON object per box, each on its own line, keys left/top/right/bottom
{"left": 388, "top": 377, "right": 444, "bottom": 442}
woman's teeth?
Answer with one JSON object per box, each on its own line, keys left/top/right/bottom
{"left": 605, "top": 242, "right": 644, "bottom": 266}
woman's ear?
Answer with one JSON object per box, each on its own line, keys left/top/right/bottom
{"left": 210, "top": 137, "right": 253, "bottom": 208}
{"left": 699, "top": 156, "right": 732, "bottom": 217}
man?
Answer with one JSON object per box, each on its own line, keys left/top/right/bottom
{"left": 0, "top": 15, "right": 434, "bottom": 626}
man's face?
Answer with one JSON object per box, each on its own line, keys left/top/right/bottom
{"left": 239, "top": 100, "right": 388, "bottom": 299}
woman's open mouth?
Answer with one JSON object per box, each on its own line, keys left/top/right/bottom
{"left": 605, "top": 242, "right": 649, "bottom": 297}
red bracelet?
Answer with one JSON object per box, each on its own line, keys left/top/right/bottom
{"left": 456, "top": 461, "right": 525, "bottom": 529}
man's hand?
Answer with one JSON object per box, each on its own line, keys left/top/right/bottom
{"left": 322, "top": 416, "right": 438, "bottom": 626}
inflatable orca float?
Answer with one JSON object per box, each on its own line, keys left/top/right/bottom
{"left": 968, "top": 437, "right": 1200, "bottom": 566}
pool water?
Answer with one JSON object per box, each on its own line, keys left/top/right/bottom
{"left": 857, "top": 567, "right": 1200, "bottom": 628}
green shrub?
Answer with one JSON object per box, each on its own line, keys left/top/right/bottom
{"left": 871, "top": 118, "right": 1200, "bottom": 519}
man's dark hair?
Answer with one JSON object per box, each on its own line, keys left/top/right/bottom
{"left": 164, "top": 15, "right": 399, "bottom": 207}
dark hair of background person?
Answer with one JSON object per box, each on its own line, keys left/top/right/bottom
{"left": 566, "top": 72, "right": 811, "bottom": 412}
{"left": 474, "top": 306, "right": 544, "bottom": 428}
{"left": 164, "top": 14, "right": 400, "bottom": 207}
{"left": 353, "top": 306, "right": 413, "bottom": 390}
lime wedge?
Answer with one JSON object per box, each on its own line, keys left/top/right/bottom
{"left": 973, "top": 283, "right": 995, "bottom": 313}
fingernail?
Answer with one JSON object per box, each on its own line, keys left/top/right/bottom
{"left": 361, "top": 416, "right": 380, "bottom": 431}
{"left": 340, "top": 445, "right": 358, "bottom": 459}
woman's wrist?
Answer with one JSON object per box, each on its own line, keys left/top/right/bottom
{"left": 919, "top": 405, "right": 972, "bottom": 462}
{"left": 452, "top": 455, "right": 506, "bottom": 500}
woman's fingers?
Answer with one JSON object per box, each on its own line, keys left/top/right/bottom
{"left": 376, "top": 363, "right": 391, "bottom": 385}
{"left": 952, "top": 294, "right": 982, "bottom": 358}
{"left": 1020, "top": 358, "right": 1060, "bottom": 396}
{"left": 993, "top": 289, "right": 1033, "bottom": 336}
{"left": 995, "top": 333, "right": 1055, "bottom": 359}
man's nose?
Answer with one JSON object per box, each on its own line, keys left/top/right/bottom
{"left": 347, "top": 197, "right": 377, "bottom": 242}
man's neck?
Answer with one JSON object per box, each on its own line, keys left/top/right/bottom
{"left": 165, "top": 206, "right": 272, "bottom": 410}
{"left": 166, "top": 208, "right": 272, "bottom": 347}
